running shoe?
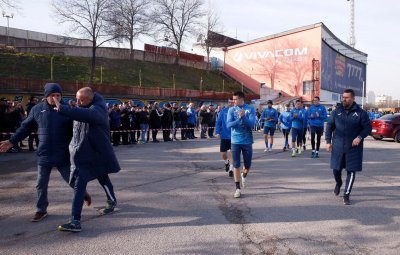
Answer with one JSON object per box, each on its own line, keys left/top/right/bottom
{"left": 343, "top": 195, "right": 351, "bottom": 205}
{"left": 57, "top": 220, "right": 81, "bottom": 232}
{"left": 228, "top": 170, "right": 233, "bottom": 177}
{"left": 234, "top": 189, "right": 241, "bottom": 198}
{"left": 224, "top": 162, "right": 230, "bottom": 172}
{"left": 31, "top": 212, "right": 48, "bottom": 222}
{"left": 100, "top": 200, "right": 117, "bottom": 215}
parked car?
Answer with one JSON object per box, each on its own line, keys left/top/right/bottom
{"left": 371, "top": 113, "right": 400, "bottom": 143}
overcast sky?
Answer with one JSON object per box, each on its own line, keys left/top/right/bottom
{"left": 2, "top": 0, "right": 399, "bottom": 100}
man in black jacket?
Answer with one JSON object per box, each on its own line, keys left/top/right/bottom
{"left": 149, "top": 103, "right": 162, "bottom": 143}
{"left": 326, "top": 89, "right": 371, "bottom": 205}
{"left": 161, "top": 103, "right": 173, "bottom": 142}
{"left": 54, "top": 87, "right": 120, "bottom": 232}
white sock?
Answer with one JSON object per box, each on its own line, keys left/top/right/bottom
{"left": 224, "top": 159, "right": 229, "bottom": 164}
{"left": 229, "top": 165, "right": 233, "bottom": 171}
{"left": 316, "top": 151, "right": 319, "bottom": 154}
{"left": 312, "top": 150, "right": 316, "bottom": 153}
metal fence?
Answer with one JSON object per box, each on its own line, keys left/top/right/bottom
{"left": 0, "top": 77, "right": 259, "bottom": 101}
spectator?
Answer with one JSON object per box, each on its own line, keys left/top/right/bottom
{"left": 149, "top": 102, "right": 162, "bottom": 143}
{"left": 208, "top": 104, "right": 216, "bottom": 138}
{"left": 26, "top": 96, "right": 39, "bottom": 151}
{"left": 161, "top": 103, "right": 173, "bottom": 142}
{"left": 109, "top": 104, "right": 121, "bottom": 146}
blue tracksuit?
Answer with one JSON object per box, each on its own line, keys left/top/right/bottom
{"left": 261, "top": 107, "right": 278, "bottom": 127}
{"left": 215, "top": 106, "right": 231, "bottom": 140}
{"left": 307, "top": 105, "right": 327, "bottom": 127}
{"left": 227, "top": 104, "right": 255, "bottom": 144}
{"left": 279, "top": 110, "right": 292, "bottom": 129}
{"left": 290, "top": 108, "right": 305, "bottom": 129}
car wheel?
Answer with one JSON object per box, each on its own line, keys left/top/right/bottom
{"left": 373, "top": 136, "right": 383, "bottom": 140}
{"left": 395, "top": 132, "right": 400, "bottom": 143}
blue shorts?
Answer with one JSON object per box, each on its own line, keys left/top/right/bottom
{"left": 231, "top": 143, "right": 253, "bottom": 169}
{"left": 291, "top": 127, "right": 303, "bottom": 143}
{"left": 310, "top": 126, "right": 324, "bottom": 135}
{"left": 220, "top": 139, "right": 231, "bottom": 152}
{"left": 263, "top": 126, "right": 276, "bottom": 136}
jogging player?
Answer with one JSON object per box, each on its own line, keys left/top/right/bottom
{"left": 227, "top": 91, "right": 256, "bottom": 198}
{"left": 278, "top": 104, "right": 292, "bottom": 151}
{"left": 261, "top": 100, "right": 278, "bottom": 152}
{"left": 307, "top": 96, "right": 327, "bottom": 158}
{"left": 215, "top": 98, "right": 234, "bottom": 177}
{"left": 290, "top": 100, "right": 305, "bottom": 157}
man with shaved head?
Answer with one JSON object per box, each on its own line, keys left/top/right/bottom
{"left": 53, "top": 87, "right": 120, "bottom": 232}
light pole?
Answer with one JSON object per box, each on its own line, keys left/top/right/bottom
{"left": 2, "top": 11, "right": 14, "bottom": 46}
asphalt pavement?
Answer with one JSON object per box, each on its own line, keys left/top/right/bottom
{"left": 0, "top": 131, "right": 399, "bottom": 255}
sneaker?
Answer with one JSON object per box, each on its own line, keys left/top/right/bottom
{"left": 100, "top": 200, "right": 117, "bottom": 215}
{"left": 311, "top": 152, "right": 315, "bottom": 158}
{"left": 241, "top": 173, "right": 247, "bottom": 188}
{"left": 291, "top": 151, "right": 296, "bottom": 157}
{"left": 268, "top": 148, "right": 272, "bottom": 152}
{"left": 263, "top": 149, "right": 268, "bottom": 152}
{"left": 228, "top": 170, "right": 233, "bottom": 177}
{"left": 334, "top": 184, "right": 341, "bottom": 196}
{"left": 57, "top": 220, "right": 81, "bottom": 232}
{"left": 283, "top": 146, "right": 286, "bottom": 152}
{"left": 297, "top": 148, "right": 302, "bottom": 154}
{"left": 224, "top": 163, "right": 230, "bottom": 172}
{"left": 84, "top": 193, "right": 91, "bottom": 207}
{"left": 303, "top": 145, "right": 306, "bottom": 151}
{"left": 315, "top": 153, "right": 320, "bottom": 158}
{"left": 31, "top": 212, "right": 48, "bottom": 222}
{"left": 343, "top": 195, "right": 351, "bottom": 205}
{"left": 234, "top": 189, "right": 241, "bottom": 198}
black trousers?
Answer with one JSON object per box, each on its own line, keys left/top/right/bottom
{"left": 333, "top": 169, "right": 356, "bottom": 195}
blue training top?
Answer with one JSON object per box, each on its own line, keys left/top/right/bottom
{"left": 227, "top": 104, "right": 255, "bottom": 144}
{"left": 279, "top": 110, "right": 292, "bottom": 129}
{"left": 290, "top": 108, "right": 305, "bottom": 129}
{"left": 215, "top": 106, "right": 231, "bottom": 140}
{"left": 261, "top": 107, "right": 278, "bottom": 128}
{"left": 307, "top": 104, "right": 327, "bottom": 127}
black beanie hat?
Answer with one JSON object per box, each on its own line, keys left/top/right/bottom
{"left": 44, "top": 83, "right": 63, "bottom": 98}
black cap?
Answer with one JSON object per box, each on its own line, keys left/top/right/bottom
{"left": 267, "top": 100, "right": 273, "bottom": 104}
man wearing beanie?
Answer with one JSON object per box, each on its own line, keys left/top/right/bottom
{"left": 0, "top": 83, "right": 91, "bottom": 222}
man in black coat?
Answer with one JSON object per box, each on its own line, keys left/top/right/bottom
{"left": 54, "top": 87, "right": 120, "bottom": 232}
{"left": 161, "top": 103, "right": 173, "bottom": 142}
{"left": 149, "top": 102, "right": 162, "bottom": 143}
{"left": 326, "top": 89, "right": 371, "bottom": 205}
{"left": 0, "top": 83, "right": 91, "bottom": 222}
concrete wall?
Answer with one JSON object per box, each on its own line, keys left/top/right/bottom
{"left": 0, "top": 26, "right": 92, "bottom": 46}
{"left": 16, "top": 46, "right": 209, "bottom": 69}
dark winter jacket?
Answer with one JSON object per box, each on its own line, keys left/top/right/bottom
{"left": 109, "top": 109, "right": 121, "bottom": 130}
{"left": 58, "top": 93, "right": 120, "bottom": 182}
{"left": 138, "top": 111, "right": 149, "bottom": 124}
{"left": 325, "top": 103, "right": 371, "bottom": 171}
{"left": 180, "top": 110, "right": 188, "bottom": 125}
{"left": 10, "top": 101, "right": 73, "bottom": 167}
{"left": 161, "top": 108, "right": 173, "bottom": 128}
{"left": 199, "top": 110, "right": 210, "bottom": 125}
{"left": 149, "top": 108, "right": 162, "bottom": 128}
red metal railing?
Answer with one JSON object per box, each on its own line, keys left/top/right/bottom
{"left": 0, "top": 77, "right": 260, "bottom": 100}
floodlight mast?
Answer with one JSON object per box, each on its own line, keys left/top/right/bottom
{"left": 347, "top": 0, "right": 356, "bottom": 48}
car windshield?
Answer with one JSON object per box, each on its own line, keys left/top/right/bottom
{"left": 379, "top": 113, "right": 400, "bottom": 120}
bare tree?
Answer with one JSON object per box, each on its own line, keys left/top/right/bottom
{"left": 107, "top": 0, "right": 151, "bottom": 59}
{"left": 198, "top": 8, "right": 222, "bottom": 66}
{"left": 0, "top": 0, "right": 19, "bottom": 10}
{"left": 52, "top": 0, "right": 117, "bottom": 83}
{"left": 152, "top": 0, "right": 205, "bottom": 62}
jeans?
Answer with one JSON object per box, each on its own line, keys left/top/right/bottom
{"left": 36, "top": 164, "right": 71, "bottom": 213}
{"left": 72, "top": 174, "right": 116, "bottom": 221}
{"left": 140, "top": 123, "right": 149, "bottom": 142}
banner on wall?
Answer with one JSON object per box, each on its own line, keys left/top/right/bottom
{"left": 321, "top": 42, "right": 366, "bottom": 97}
